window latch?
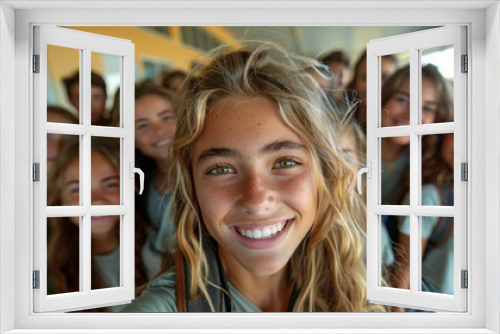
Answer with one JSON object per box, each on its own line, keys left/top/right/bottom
{"left": 357, "top": 161, "right": 372, "bottom": 195}
{"left": 129, "top": 162, "right": 144, "bottom": 195}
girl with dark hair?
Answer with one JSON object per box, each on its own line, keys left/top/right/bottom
{"left": 47, "top": 138, "right": 149, "bottom": 311}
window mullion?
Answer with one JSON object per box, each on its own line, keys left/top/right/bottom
{"left": 409, "top": 47, "right": 421, "bottom": 294}
{"left": 81, "top": 47, "right": 92, "bottom": 294}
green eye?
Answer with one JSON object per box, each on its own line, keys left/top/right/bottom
{"left": 207, "top": 165, "right": 235, "bottom": 175}
{"left": 274, "top": 159, "right": 298, "bottom": 169}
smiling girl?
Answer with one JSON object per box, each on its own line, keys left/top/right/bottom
{"left": 47, "top": 138, "right": 149, "bottom": 311}
{"left": 134, "top": 83, "right": 178, "bottom": 271}
{"left": 123, "top": 42, "right": 383, "bottom": 312}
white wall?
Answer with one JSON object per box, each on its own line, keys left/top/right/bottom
{"left": 0, "top": 2, "right": 16, "bottom": 333}
{"left": 485, "top": 2, "right": 500, "bottom": 332}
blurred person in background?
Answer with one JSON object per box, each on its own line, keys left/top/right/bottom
{"left": 62, "top": 70, "right": 110, "bottom": 126}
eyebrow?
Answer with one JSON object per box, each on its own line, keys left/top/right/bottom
{"left": 197, "top": 140, "right": 307, "bottom": 165}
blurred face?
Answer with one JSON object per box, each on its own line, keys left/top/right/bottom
{"left": 382, "top": 77, "right": 439, "bottom": 146}
{"left": 381, "top": 57, "right": 397, "bottom": 84}
{"left": 353, "top": 58, "right": 367, "bottom": 103}
{"left": 135, "top": 94, "right": 176, "bottom": 165}
{"left": 47, "top": 111, "right": 76, "bottom": 172}
{"left": 68, "top": 83, "right": 107, "bottom": 124}
{"left": 61, "top": 152, "right": 120, "bottom": 236}
{"left": 168, "top": 76, "right": 185, "bottom": 91}
{"left": 192, "top": 96, "right": 318, "bottom": 277}
{"left": 329, "top": 61, "right": 350, "bottom": 88}
{"left": 441, "top": 133, "right": 454, "bottom": 170}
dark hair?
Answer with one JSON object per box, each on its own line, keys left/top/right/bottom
{"left": 62, "top": 70, "right": 108, "bottom": 100}
{"left": 320, "top": 49, "right": 349, "bottom": 67}
{"left": 162, "top": 69, "right": 187, "bottom": 90}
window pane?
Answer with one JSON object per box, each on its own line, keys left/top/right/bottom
{"left": 421, "top": 45, "right": 454, "bottom": 124}
{"left": 421, "top": 216, "right": 454, "bottom": 295}
{"left": 381, "top": 137, "right": 410, "bottom": 205}
{"left": 47, "top": 45, "right": 80, "bottom": 123}
{"left": 90, "top": 137, "right": 121, "bottom": 206}
{"left": 47, "top": 216, "right": 81, "bottom": 295}
{"left": 47, "top": 135, "right": 80, "bottom": 206}
{"left": 381, "top": 51, "right": 410, "bottom": 128}
{"left": 90, "top": 52, "right": 119, "bottom": 126}
{"left": 421, "top": 133, "right": 454, "bottom": 206}
{"left": 91, "top": 215, "right": 121, "bottom": 290}
{"left": 382, "top": 215, "right": 409, "bottom": 291}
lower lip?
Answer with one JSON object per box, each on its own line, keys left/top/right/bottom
{"left": 231, "top": 219, "right": 293, "bottom": 250}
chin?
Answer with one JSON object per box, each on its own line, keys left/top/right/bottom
{"left": 239, "top": 254, "right": 290, "bottom": 277}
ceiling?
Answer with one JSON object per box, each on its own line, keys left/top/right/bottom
{"left": 223, "top": 26, "right": 437, "bottom": 63}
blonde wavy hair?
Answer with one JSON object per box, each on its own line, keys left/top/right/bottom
{"left": 169, "top": 41, "right": 384, "bottom": 312}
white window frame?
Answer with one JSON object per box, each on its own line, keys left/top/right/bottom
{"left": 1, "top": 1, "right": 499, "bottom": 333}
{"left": 365, "top": 26, "right": 467, "bottom": 312}
{"left": 33, "top": 25, "right": 136, "bottom": 313}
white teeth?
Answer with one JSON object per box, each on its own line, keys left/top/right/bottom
{"left": 236, "top": 221, "right": 289, "bottom": 240}
{"left": 155, "top": 139, "right": 170, "bottom": 148}
{"left": 262, "top": 227, "right": 271, "bottom": 238}
{"left": 271, "top": 225, "right": 278, "bottom": 235}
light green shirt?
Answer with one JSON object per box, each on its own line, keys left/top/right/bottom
{"left": 121, "top": 269, "right": 262, "bottom": 312}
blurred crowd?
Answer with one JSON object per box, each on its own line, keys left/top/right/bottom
{"left": 45, "top": 46, "right": 455, "bottom": 312}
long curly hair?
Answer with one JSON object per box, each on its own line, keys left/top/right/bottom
{"left": 168, "top": 42, "right": 384, "bottom": 312}
{"left": 47, "top": 137, "right": 149, "bottom": 311}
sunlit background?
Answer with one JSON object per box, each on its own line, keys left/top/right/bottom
{"left": 46, "top": 26, "right": 454, "bottom": 112}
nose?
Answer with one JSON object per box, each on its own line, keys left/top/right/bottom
{"left": 91, "top": 189, "right": 108, "bottom": 206}
{"left": 151, "top": 120, "right": 170, "bottom": 141}
{"left": 238, "top": 172, "right": 276, "bottom": 215}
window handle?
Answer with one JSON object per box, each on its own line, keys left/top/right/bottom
{"left": 357, "top": 162, "right": 372, "bottom": 195}
{"left": 129, "top": 162, "right": 145, "bottom": 195}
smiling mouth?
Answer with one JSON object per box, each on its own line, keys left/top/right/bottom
{"left": 153, "top": 139, "right": 171, "bottom": 148}
{"left": 235, "top": 220, "right": 291, "bottom": 240}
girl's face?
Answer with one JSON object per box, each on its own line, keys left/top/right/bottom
{"left": 382, "top": 76, "right": 439, "bottom": 146}
{"left": 61, "top": 152, "right": 120, "bottom": 237}
{"left": 135, "top": 94, "right": 176, "bottom": 163}
{"left": 354, "top": 57, "right": 395, "bottom": 103}
{"left": 441, "top": 133, "right": 454, "bottom": 170}
{"left": 191, "top": 96, "right": 318, "bottom": 277}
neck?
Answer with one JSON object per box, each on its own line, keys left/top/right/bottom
{"left": 381, "top": 138, "right": 405, "bottom": 162}
{"left": 219, "top": 252, "right": 293, "bottom": 312}
{"left": 154, "top": 156, "right": 169, "bottom": 170}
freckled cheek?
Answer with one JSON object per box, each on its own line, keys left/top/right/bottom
{"left": 195, "top": 179, "right": 236, "bottom": 229}
{"left": 279, "top": 174, "right": 318, "bottom": 215}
